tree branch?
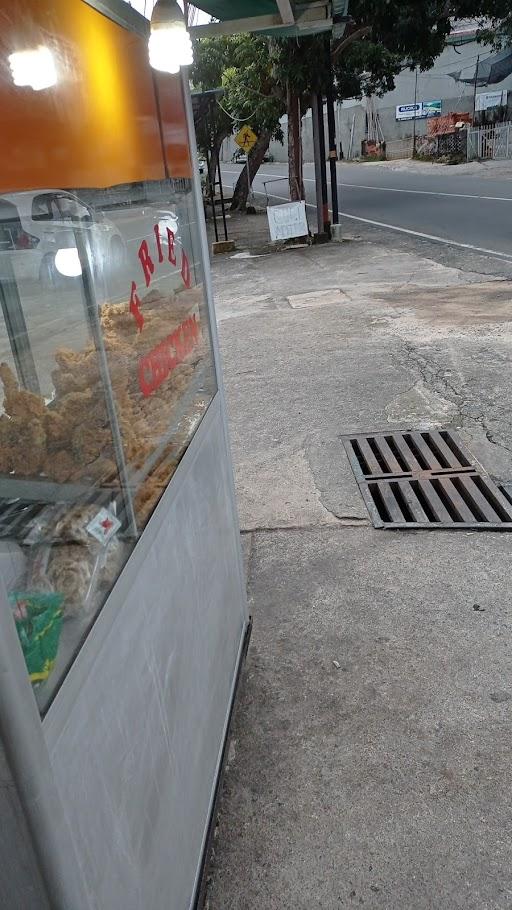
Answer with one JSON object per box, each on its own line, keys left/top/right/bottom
{"left": 331, "top": 25, "right": 372, "bottom": 61}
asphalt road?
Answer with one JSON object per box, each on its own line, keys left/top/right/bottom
{"left": 221, "top": 160, "right": 512, "bottom": 261}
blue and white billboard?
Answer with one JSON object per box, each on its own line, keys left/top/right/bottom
{"left": 396, "top": 100, "right": 442, "bottom": 121}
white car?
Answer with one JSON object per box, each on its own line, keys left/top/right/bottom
{"left": 0, "top": 190, "right": 126, "bottom": 287}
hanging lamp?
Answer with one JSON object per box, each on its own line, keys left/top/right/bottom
{"left": 149, "top": 0, "right": 193, "bottom": 74}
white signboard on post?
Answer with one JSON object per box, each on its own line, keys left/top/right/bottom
{"left": 396, "top": 103, "right": 422, "bottom": 121}
{"left": 475, "top": 90, "right": 507, "bottom": 111}
{"left": 396, "top": 100, "right": 442, "bottom": 121}
{"left": 267, "top": 201, "right": 308, "bottom": 242}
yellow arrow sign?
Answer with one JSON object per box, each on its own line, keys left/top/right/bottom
{"left": 234, "top": 125, "right": 258, "bottom": 153}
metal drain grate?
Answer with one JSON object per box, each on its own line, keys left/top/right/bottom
{"left": 345, "top": 429, "right": 475, "bottom": 479}
{"left": 343, "top": 429, "right": 512, "bottom": 530}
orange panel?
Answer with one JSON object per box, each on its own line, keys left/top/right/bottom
{"left": 0, "top": 0, "right": 190, "bottom": 191}
{"left": 156, "top": 73, "right": 193, "bottom": 179}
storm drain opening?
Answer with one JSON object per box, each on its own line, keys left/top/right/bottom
{"left": 343, "top": 429, "right": 512, "bottom": 530}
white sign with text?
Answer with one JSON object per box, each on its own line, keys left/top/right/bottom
{"left": 267, "top": 201, "right": 308, "bottom": 242}
{"left": 475, "top": 90, "right": 508, "bottom": 111}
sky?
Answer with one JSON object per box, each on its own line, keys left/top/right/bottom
{"left": 125, "top": 1, "right": 210, "bottom": 23}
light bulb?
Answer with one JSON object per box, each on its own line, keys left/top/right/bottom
{"left": 54, "top": 248, "right": 82, "bottom": 278}
{"left": 9, "top": 46, "right": 57, "bottom": 91}
{"left": 149, "top": 0, "right": 193, "bottom": 73}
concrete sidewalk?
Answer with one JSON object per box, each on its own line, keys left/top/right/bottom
{"left": 206, "top": 213, "right": 512, "bottom": 909}
{"left": 350, "top": 156, "right": 512, "bottom": 180}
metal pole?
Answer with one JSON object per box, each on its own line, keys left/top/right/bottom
{"left": 348, "top": 114, "right": 355, "bottom": 160}
{"left": 412, "top": 67, "right": 418, "bottom": 157}
{"left": 246, "top": 150, "right": 252, "bottom": 205}
{"left": 205, "top": 146, "right": 219, "bottom": 242}
{"left": 311, "top": 94, "right": 324, "bottom": 236}
{"left": 180, "top": 66, "right": 249, "bottom": 607}
{"left": 326, "top": 86, "right": 339, "bottom": 225}
{"left": 0, "top": 576, "right": 93, "bottom": 910}
{"left": 74, "top": 228, "right": 138, "bottom": 539}
{"left": 0, "top": 258, "right": 40, "bottom": 395}
{"left": 473, "top": 54, "right": 480, "bottom": 124}
{"left": 204, "top": 109, "right": 219, "bottom": 242}
{"left": 216, "top": 152, "right": 228, "bottom": 241}
{"left": 317, "top": 92, "right": 330, "bottom": 235}
{"left": 209, "top": 98, "right": 228, "bottom": 241}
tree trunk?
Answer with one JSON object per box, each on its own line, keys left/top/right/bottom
{"left": 230, "top": 130, "right": 271, "bottom": 212}
{"left": 287, "top": 81, "right": 304, "bottom": 201}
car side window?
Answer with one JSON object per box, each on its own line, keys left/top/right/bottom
{"left": 0, "top": 199, "right": 23, "bottom": 250}
{"left": 56, "top": 194, "right": 92, "bottom": 223}
{"left": 32, "top": 194, "right": 54, "bottom": 221}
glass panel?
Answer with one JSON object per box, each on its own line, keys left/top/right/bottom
{"left": 0, "top": 3, "right": 217, "bottom": 712}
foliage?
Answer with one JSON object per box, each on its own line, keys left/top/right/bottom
{"left": 191, "top": 33, "right": 285, "bottom": 154}
{"left": 190, "top": 36, "right": 235, "bottom": 157}
{"left": 222, "top": 35, "right": 285, "bottom": 141}
{"left": 270, "top": 1, "right": 512, "bottom": 104}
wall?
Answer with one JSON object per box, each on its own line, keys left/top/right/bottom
{"left": 337, "top": 40, "right": 512, "bottom": 156}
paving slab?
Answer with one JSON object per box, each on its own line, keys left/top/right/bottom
{"left": 207, "top": 527, "right": 512, "bottom": 910}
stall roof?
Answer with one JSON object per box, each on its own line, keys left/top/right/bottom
{"left": 190, "top": 0, "right": 350, "bottom": 39}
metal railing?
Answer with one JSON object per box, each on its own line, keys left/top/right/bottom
{"left": 262, "top": 175, "right": 289, "bottom": 204}
{"left": 467, "top": 122, "right": 512, "bottom": 160}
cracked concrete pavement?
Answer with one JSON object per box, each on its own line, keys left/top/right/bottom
{"left": 206, "top": 212, "right": 512, "bottom": 909}
{"left": 213, "top": 215, "right": 512, "bottom": 529}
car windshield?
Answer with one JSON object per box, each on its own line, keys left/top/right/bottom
{"left": 32, "top": 193, "right": 92, "bottom": 223}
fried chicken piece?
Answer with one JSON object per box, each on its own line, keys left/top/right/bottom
{"left": 53, "top": 350, "right": 101, "bottom": 395}
{"left": 71, "top": 424, "right": 112, "bottom": 465}
{"left": 54, "top": 348, "right": 86, "bottom": 370}
{"left": 0, "top": 363, "right": 46, "bottom": 419}
{"left": 101, "top": 303, "right": 136, "bottom": 336}
{"left": 53, "top": 506, "right": 99, "bottom": 544}
{"left": 134, "top": 454, "right": 179, "bottom": 524}
{"left": 177, "top": 285, "right": 203, "bottom": 307}
{"left": 0, "top": 414, "right": 12, "bottom": 445}
{"left": 0, "top": 448, "right": 13, "bottom": 473}
{"left": 42, "top": 450, "right": 76, "bottom": 482}
{"left": 45, "top": 411, "right": 70, "bottom": 448}
{"left": 80, "top": 457, "right": 118, "bottom": 484}
{"left": 0, "top": 415, "right": 14, "bottom": 473}
{"left": 56, "top": 391, "right": 108, "bottom": 431}
{"left": 7, "top": 417, "right": 46, "bottom": 476}
{"left": 47, "top": 545, "right": 93, "bottom": 616}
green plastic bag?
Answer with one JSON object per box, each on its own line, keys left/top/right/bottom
{"left": 9, "top": 592, "right": 64, "bottom": 684}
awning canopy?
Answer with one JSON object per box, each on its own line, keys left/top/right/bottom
{"left": 190, "top": 0, "right": 349, "bottom": 39}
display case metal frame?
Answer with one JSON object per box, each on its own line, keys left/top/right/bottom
{"left": 0, "top": 6, "right": 249, "bottom": 906}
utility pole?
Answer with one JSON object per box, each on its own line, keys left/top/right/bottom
{"left": 311, "top": 93, "right": 330, "bottom": 240}
{"left": 317, "top": 92, "right": 330, "bottom": 236}
{"left": 472, "top": 54, "right": 480, "bottom": 123}
{"left": 325, "top": 37, "right": 339, "bottom": 225}
{"left": 287, "top": 79, "right": 303, "bottom": 201}
{"left": 412, "top": 66, "right": 418, "bottom": 157}
{"left": 326, "top": 87, "right": 339, "bottom": 224}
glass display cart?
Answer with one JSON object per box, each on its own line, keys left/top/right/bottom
{"left": 0, "top": 2, "right": 248, "bottom": 908}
